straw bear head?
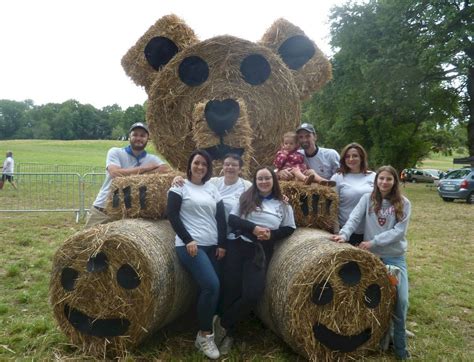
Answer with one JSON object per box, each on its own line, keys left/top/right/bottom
{"left": 122, "top": 14, "right": 331, "bottom": 175}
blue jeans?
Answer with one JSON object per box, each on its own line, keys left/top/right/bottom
{"left": 176, "top": 245, "right": 220, "bottom": 332}
{"left": 381, "top": 255, "right": 409, "bottom": 358}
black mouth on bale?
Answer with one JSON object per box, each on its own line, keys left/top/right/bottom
{"left": 64, "top": 304, "right": 130, "bottom": 337}
{"left": 313, "top": 323, "right": 371, "bottom": 352}
{"left": 204, "top": 144, "right": 244, "bottom": 161}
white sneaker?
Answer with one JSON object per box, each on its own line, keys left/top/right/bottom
{"left": 212, "top": 315, "right": 227, "bottom": 346}
{"left": 195, "top": 332, "right": 220, "bottom": 359}
{"left": 219, "top": 336, "right": 234, "bottom": 355}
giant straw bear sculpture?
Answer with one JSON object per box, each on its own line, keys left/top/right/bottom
{"left": 50, "top": 15, "right": 394, "bottom": 359}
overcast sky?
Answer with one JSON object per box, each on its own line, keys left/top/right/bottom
{"left": 0, "top": 0, "right": 349, "bottom": 109}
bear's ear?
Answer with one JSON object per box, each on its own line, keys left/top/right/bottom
{"left": 122, "top": 14, "right": 199, "bottom": 92}
{"left": 260, "top": 19, "right": 332, "bottom": 100}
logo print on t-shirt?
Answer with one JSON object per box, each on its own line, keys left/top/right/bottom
{"left": 378, "top": 217, "right": 386, "bottom": 226}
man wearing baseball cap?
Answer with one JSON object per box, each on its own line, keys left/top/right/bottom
{"left": 85, "top": 122, "right": 170, "bottom": 228}
{"left": 278, "top": 123, "right": 339, "bottom": 181}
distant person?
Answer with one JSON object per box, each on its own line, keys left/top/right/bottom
{"left": 1, "top": 151, "right": 17, "bottom": 190}
{"left": 84, "top": 122, "right": 170, "bottom": 228}
{"left": 273, "top": 131, "right": 333, "bottom": 185}
{"left": 331, "top": 143, "right": 375, "bottom": 245}
{"left": 331, "top": 165, "right": 411, "bottom": 360}
{"left": 277, "top": 123, "right": 339, "bottom": 183}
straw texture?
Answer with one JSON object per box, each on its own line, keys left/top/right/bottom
{"left": 258, "top": 227, "right": 395, "bottom": 361}
{"left": 260, "top": 18, "right": 332, "bottom": 100}
{"left": 122, "top": 14, "right": 199, "bottom": 92}
{"left": 146, "top": 35, "right": 301, "bottom": 174}
{"left": 280, "top": 181, "right": 339, "bottom": 232}
{"left": 122, "top": 15, "right": 332, "bottom": 176}
{"left": 49, "top": 219, "right": 194, "bottom": 357}
{"left": 104, "top": 171, "right": 183, "bottom": 220}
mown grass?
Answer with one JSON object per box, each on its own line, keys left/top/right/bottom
{"left": 1, "top": 187, "right": 473, "bottom": 360}
{"left": 0, "top": 141, "right": 473, "bottom": 360}
{"left": 418, "top": 151, "right": 468, "bottom": 171}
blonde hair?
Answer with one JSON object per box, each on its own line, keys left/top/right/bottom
{"left": 283, "top": 131, "right": 297, "bottom": 142}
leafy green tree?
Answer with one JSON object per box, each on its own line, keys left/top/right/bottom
{"left": 304, "top": 0, "right": 469, "bottom": 170}
{"left": 122, "top": 104, "right": 146, "bottom": 132}
{"left": 0, "top": 100, "right": 30, "bottom": 139}
{"left": 411, "top": 0, "right": 473, "bottom": 156}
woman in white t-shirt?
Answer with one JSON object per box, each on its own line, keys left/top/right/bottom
{"left": 212, "top": 166, "right": 296, "bottom": 354}
{"left": 330, "top": 143, "right": 375, "bottom": 245}
{"left": 167, "top": 149, "right": 226, "bottom": 360}
{"left": 172, "top": 153, "right": 252, "bottom": 225}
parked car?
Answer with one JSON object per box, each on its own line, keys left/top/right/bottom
{"left": 437, "top": 167, "right": 474, "bottom": 204}
{"left": 408, "top": 169, "right": 440, "bottom": 183}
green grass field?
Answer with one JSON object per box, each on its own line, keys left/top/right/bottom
{"left": 0, "top": 140, "right": 473, "bottom": 360}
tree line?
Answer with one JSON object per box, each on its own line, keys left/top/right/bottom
{"left": 305, "top": 0, "right": 472, "bottom": 171}
{"left": 0, "top": 99, "right": 145, "bottom": 141}
{"left": 1, "top": 0, "right": 471, "bottom": 171}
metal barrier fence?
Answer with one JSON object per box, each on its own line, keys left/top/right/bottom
{"left": 0, "top": 173, "right": 106, "bottom": 222}
{"left": 16, "top": 162, "right": 104, "bottom": 174}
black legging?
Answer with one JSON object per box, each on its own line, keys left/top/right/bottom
{"left": 220, "top": 238, "right": 267, "bottom": 335}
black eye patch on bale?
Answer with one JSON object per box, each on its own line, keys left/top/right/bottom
{"left": 179, "top": 56, "right": 209, "bottom": 86}
{"left": 364, "top": 284, "right": 382, "bottom": 308}
{"left": 144, "top": 36, "right": 179, "bottom": 70}
{"left": 338, "top": 261, "right": 361, "bottom": 286}
{"left": 87, "top": 252, "right": 108, "bottom": 273}
{"left": 312, "top": 282, "right": 333, "bottom": 305}
{"left": 61, "top": 268, "right": 79, "bottom": 291}
{"left": 278, "top": 35, "right": 315, "bottom": 70}
{"left": 240, "top": 54, "right": 271, "bottom": 85}
{"left": 117, "top": 264, "right": 141, "bottom": 289}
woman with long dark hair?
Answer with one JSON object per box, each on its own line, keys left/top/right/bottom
{"left": 330, "top": 143, "right": 375, "bottom": 245}
{"left": 213, "top": 166, "right": 296, "bottom": 354}
{"left": 331, "top": 165, "right": 411, "bottom": 360}
{"left": 167, "top": 149, "right": 226, "bottom": 359}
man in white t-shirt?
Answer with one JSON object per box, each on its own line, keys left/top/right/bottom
{"left": 278, "top": 123, "right": 340, "bottom": 181}
{"left": 85, "top": 122, "right": 170, "bottom": 228}
{"left": 1, "top": 151, "right": 17, "bottom": 190}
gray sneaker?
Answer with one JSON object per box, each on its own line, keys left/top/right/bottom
{"left": 195, "top": 332, "right": 220, "bottom": 359}
{"left": 219, "top": 336, "right": 234, "bottom": 355}
{"left": 212, "top": 315, "right": 227, "bottom": 346}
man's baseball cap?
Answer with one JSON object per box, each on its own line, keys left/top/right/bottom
{"left": 296, "top": 123, "right": 316, "bottom": 134}
{"left": 129, "top": 122, "right": 149, "bottom": 134}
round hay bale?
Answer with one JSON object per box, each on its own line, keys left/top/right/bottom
{"left": 104, "top": 171, "right": 183, "bottom": 220}
{"left": 49, "top": 219, "right": 194, "bottom": 357}
{"left": 280, "top": 181, "right": 339, "bottom": 233}
{"left": 257, "top": 227, "right": 394, "bottom": 361}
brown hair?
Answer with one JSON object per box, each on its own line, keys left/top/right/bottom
{"left": 186, "top": 149, "right": 213, "bottom": 183}
{"left": 338, "top": 143, "right": 369, "bottom": 175}
{"left": 371, "top": 165, "right": 404, "bottom": 221}
{"left": 239, "top": 166, "right": 283, "bottom": 217}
